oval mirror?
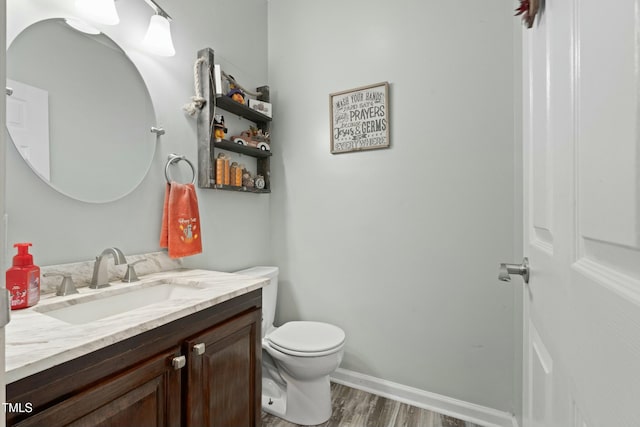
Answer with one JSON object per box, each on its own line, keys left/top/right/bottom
{"left": 6, "top": 18, "right": 156, "bottom": 203}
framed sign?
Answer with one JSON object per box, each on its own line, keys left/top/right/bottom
{"left": 330, "top": 82, "right": 390, "bottom": 154}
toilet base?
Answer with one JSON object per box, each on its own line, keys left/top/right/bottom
{"left": 262, "top": 378, "right": 286, "bottom": 417}
{"left": 262, "top": 373, "right": 332, "bottom": 425}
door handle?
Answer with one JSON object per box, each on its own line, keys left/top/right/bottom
{"left": 499, "top": 257, "right": 530, "bottom": 284}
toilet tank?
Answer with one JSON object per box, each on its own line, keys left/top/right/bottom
{"left": 234, "top": 266, "right": 279, "bottom": 337}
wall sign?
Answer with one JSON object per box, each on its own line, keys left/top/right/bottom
{"left": 330, "top": 82, "right": 390, "bottom": 154}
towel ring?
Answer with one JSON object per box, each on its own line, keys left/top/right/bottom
{"left": 165, "top": 153, "right": 196, "bottom": 185}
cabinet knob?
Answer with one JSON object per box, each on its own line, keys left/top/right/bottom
{"left": 193, "top": 343, "right": 206, "bottom": 355}
{"left": 171, "top": 355, "right": 186, "bottom": 370}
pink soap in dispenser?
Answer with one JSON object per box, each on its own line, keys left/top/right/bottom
{"left": 6, "top": 243, "right": 40, "bottom": 310}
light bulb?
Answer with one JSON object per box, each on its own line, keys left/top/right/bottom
{"left": 142, "top": 14, "right": 176, "bottom": 57}
{"left": 75, "top": 0, "right": 120, "bottom": 26}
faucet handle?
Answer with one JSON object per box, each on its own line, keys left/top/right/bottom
{"left": 122, "top": 259, "right": 147, "bottom": 283}
{"left": 44, "top": 272, "right": 79, "bottom": 296}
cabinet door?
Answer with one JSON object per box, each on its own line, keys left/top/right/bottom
{"left": 13, "top": 348, "right": 182, "bottom": 427}
{"left": 185, "top": 309, "right": 261, "bottom": 427}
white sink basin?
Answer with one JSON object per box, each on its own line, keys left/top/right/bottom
{"left": 35, "top": 281, "right": 204, "bottom": 325}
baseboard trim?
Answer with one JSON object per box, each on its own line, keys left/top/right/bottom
{"left": 330, "top": 368, "right": 518, "bottom": 427}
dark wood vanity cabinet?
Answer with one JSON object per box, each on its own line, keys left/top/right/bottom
{"left": 12, "top": 348, "right": 182, "bottom": 427}
{"left": 185, "top": 309, "right": 261, "bottom": 427}
{"left": 6, "top": 290, "right": 262, "bottom": 427}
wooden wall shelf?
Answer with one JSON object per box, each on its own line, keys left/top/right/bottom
{"left": 196, "top": 47, "right": 272, "bottom": 193}
{"left": 213, "top": 139, "right": 272, "bottom": 159}
{"left": 215, "top": 96, "right": 272, "bottom": 124}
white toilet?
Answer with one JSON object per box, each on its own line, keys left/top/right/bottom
{"left": 235, "top": 266, "right": 345, "bottom": 426}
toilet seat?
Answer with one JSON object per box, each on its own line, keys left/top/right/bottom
{"left": 266, "top": 321, "right": 345, "bottom": 357}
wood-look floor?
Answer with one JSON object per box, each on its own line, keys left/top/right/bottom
{"left": 261, "top": 383, "right": 483, "bottom": 427}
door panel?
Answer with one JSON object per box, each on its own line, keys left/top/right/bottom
{"left": 575, "top": 0, "right": 640, "bottom": 286}
{"left": 527, "top": 323, "right": 553, "bottom": 427}
{"left": 577, "top": 1, "right": 639, "bottom": 250}
{"left": 528, "top": 12, "right": 554, "bottom": 252}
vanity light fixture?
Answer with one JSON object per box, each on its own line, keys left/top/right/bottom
{"left": 141, "top": 0, "right": 175, "bottom": 57}
{"left": 74, "top": 0, "right": 120, "bottom": 26}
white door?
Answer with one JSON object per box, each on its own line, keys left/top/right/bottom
{"left": 522, "top": 1, "right": 640, "bottom": 426}
{"left": 6, "top": 79, "right": 50, "bottom": 180}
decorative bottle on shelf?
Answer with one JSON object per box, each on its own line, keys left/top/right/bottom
{"left": 234, "top": 163, "right": 243, "bottom": 186}
{"left": 216, "top": 153, "right": 230, "bottom": 186}
{"left": 229, "top": 162, "right": 239, "bottom": 187}
{"left": 6, "top": 243, "right": 40, "bottom": 310}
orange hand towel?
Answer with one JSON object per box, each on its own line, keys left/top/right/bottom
{"left": 160, "top": 182, "right": 203, "bottom": 258}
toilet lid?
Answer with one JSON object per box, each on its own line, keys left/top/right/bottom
{"left": 267, "top": 321, "right": 345, "bottom": 354}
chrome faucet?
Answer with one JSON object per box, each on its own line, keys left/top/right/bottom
{"left": 90, "top": 248, "right": 127, "bottom": 289}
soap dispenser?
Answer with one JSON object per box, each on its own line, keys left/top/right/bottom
{"left": 6, "top": 243, "right": 40, "bottom": 310}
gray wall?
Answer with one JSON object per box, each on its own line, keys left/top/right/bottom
{"left": 5, "top": 0, "right": 271, "bottom": 269}
{"left": 268, "top": 0, "right": 520, "bottom": 413}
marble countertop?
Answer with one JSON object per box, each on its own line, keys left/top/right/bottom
{"left": 5, "top": 268, "right": 267, "bottom": 384}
